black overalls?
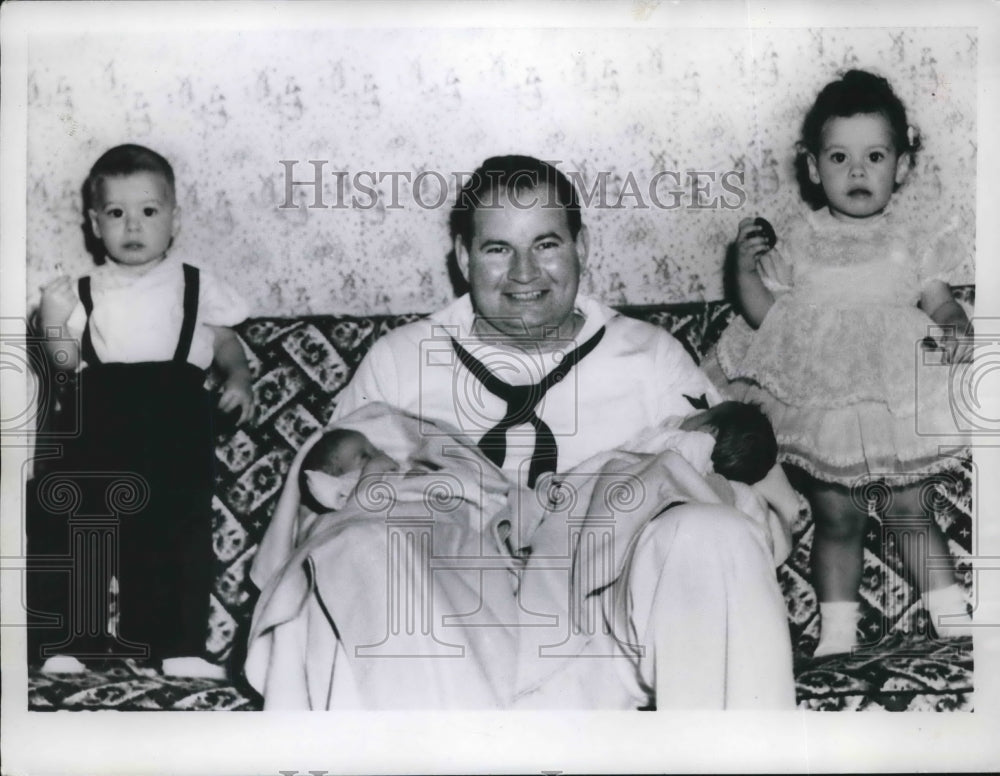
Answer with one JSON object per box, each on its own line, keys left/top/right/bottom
{"left": 28, "top": 264, "right": 215, "bottom": 663}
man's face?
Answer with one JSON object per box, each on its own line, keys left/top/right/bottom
{"left": 455, "top": 186, "right": 587, "bottom": 344}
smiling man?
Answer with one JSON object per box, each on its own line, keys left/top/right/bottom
{"left": 333, "top": 156, "right": 730, "bottom": 481}
{"left": 254, "top": 156, "right": 796, "bottom": 710}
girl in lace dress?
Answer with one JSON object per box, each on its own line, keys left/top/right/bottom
{"left": 706, "top": 70, "right": 974, "bottom": 656}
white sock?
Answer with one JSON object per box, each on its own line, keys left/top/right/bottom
{"left": 814, "top": 601, "right": 860, "bottom": 657}
{"left": 924, "top": 583, "right": 973, "bottom": 638}
{"left": 40, "top": 655, "right": 88, "bottom": 674}
{"left": 161, "top": 656, "right": 227, "bottom": 680}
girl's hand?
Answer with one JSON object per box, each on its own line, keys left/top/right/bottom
{"left": 757, "top": 248, "right": 793, "bottom": 288}
{"left": 39, "top": 275, "right": 78, "bottom": 329}
{"left": 939, "top": 325, "right": 975, "bottom": 364}
{"left": 218, "top": 373, "right": 254, "bottom": 424}
{"left": 735, "top": 218, "right": 775, "bottom": 273}
{"left": 920, "top": 281, "right": 974, "bottom": 364}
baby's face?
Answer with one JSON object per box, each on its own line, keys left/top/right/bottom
{"left": 89, "top": 172, "right": 178, "bottom": 271}
{"left": 322, "top": 432, "right": 399, "bottom": 477}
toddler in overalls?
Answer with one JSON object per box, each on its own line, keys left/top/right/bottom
{"left": 31, "top": 144, "right": 253, "bottom": 678}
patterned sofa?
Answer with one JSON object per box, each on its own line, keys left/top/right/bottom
{"left": 27, "top": 294, "right": 974, "bottom": 711}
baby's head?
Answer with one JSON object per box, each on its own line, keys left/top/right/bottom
{"left": 85, "top": 144, "right": 179, "bottom": 270}
{"left": 796, "top": 69, "right": 916, "bottom": 216}
{"left": 299, "top": 428, "right": 399, "bottom": 512}
{"left": 679, "top": 401, "right": 777, "bottom": 485}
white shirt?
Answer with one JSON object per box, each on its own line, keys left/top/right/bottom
{"left": 65, "top": 253, "right": 249, "bottom": 370}
{"left": 333, "top": 294, "right": 722, "bottom": 478}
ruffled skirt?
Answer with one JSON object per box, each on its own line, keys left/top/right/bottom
{"left": 702, "top": 301, "right": 969, "bottom": 486}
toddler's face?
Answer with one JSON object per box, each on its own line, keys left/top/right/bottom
{"left": 89, "top": 172, "right": 178, "bottom": 270}
{"left": 807, "top": 112, "right": 909, "bottom": 220}
{"left": 322, "top": 432, "right": 399, "bottom": 477}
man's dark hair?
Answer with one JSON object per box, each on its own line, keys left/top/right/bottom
{"left": 298, "top": 428, "right": 364, "bottom": 513}
{"left": 86, "top": 143, "right": 176, "bottom": 205}
{"left": 707, "top": 401, "right": 778, "bottom": 485}
{"left": 449, "top": 155, "right": 582, "bottom": 251}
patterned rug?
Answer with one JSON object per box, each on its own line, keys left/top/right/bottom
{"left": 28, "top": 634, "right": 972, "bottom": 711}
{"left": 29, "top": 659, "right": 260, "bottom": 711}
{"left": 795, "top": 635, "right": 973, "bottom": 711}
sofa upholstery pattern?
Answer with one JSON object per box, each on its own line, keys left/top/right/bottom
{"left": 27, "top": 293, "right": 975, "bottom": 711}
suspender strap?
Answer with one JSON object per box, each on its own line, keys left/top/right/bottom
{"left": 451, "top": 325, "right": 606, "bottom": 487}
{"left": 75, "top": 264, "right": 200, "bottom": 366}
{"left": 172, "top": 263, "right": 200, "bottom": 363}
{"left": 77, "top": 276, "right": 101, "bottom": 366}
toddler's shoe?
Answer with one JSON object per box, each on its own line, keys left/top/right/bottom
{"left": 161, "top": 656, "right": 227, "bottom": 680}
{"left": 39, "top": 655, "right": 88, "bottom": 674}
{"left": 925, "top": 583, "right": 973, "bottom": 639}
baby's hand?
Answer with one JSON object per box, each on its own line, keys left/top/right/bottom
{"left": 39, "top": 275, "right": 78, "bottom": 329}
{"left": 735, "top": 218, "right": 775, "bottom": 273}
{"left": 218, "top": 373, "right": 254, "bottom": 424}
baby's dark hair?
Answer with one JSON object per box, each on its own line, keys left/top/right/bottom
{"left": 86, "top": 144, "right": 176, "bottom": 206}
{"left": 706, "top": 401, "right": 777, "bottom": 485}
{"left": 796, "top": 69, "right": 918, "bottom": 209}
{"left": 298, "top": 428, "right": 363, "bottom": 513}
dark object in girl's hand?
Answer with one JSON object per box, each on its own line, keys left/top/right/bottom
{"left": 752, "top": 217, "right": 777, "bottom": 249}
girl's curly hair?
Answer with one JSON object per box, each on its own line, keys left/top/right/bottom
{"left": 795, "top": 69, "right": 919, "bottom": 209}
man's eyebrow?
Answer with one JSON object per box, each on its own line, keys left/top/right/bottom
{"left": 477, "top": 232, "right": 565, "bottom": 247}
{"left": 477, "top": 237, "right": 511, "bottom": 248}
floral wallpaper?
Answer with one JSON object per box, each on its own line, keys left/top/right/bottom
{"left": 24, "top": 26, "right": 976, "bottom": 316}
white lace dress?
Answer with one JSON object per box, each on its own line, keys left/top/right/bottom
{"left": 703, "top": 207, "right": 970, "bottom": 486}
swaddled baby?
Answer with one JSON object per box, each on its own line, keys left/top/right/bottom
{"left": 299, "top": 428, "right": 403, "bottom": 513}
{"left": 600, "top": 399, "right": 795, "bottom": 564}
{"left": 674, "top": 400, "right": 777, "bottom": 485}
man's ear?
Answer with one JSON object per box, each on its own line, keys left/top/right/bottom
{"left": 895, "top": 153, "right": 912, "bottom": 186}
{"left": 88, "top": 210, "right": 102, "bottom": 240}
{"left": 574, "top": 224, "right": 590, "bottom": 267}
{"left": 171, "top": 205, "right": 182, "bottom": 239}
{"left": 454, "top": 235, "right": 471, "bottom": 282}
{"left": 806, "top": 154, "right": 821, "bottom": 185}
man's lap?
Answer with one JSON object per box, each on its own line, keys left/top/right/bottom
{"left": 301, "top": 501, "right": 788, "bottom": 708}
